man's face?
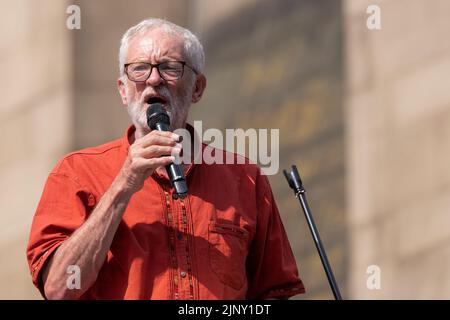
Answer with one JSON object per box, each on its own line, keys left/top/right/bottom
{"left": 118, "top": 29, "right": 204, "bottom": 134}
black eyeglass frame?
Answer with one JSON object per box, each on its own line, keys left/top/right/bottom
{"left": 124, "top": 60, "right": 198, "bottom": 82}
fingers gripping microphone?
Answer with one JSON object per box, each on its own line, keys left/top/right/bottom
{"left": 147, "top": 103, "right": 188, "bottom": 199}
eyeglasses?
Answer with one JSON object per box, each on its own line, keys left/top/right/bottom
{"left": 124, "top": 60, "right": 198, "bottom": 82}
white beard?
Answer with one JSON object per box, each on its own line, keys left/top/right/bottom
{"left": 126, "top": 83, "right": 193, "bottom": 132}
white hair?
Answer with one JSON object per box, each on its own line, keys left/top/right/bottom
{"left": 118, "top": 18, "right": 205, "bottom": 77}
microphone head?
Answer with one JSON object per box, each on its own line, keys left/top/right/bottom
{"left": 147, "top": 103, "right": 170, "bottom": 130}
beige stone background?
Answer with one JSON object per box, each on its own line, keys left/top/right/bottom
{"left": 1, "top": 0, "right": 449, "bottom": 299}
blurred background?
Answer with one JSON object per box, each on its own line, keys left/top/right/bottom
{"left": 1, "top": 0, "right": 450, "bottom": 299}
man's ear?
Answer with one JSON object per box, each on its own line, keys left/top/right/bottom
{"left": 191, "top": 74, "right": 207, "bottom": 103}
{"left": 117, "top": 77, "right": 128, "bottom": 106}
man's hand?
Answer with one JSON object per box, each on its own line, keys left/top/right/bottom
{"left": 42, "top": 130, "right": 181, "bottom": 299}
{"left": 120, "top": 130, "right": 181, "bottom": 194}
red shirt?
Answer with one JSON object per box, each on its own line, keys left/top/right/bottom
{"left": 26, "top": 125, "right": 305, "bottom": 299}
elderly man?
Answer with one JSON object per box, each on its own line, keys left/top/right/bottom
{"left": 26, "top": 18, "right": 305, "bottom": 300}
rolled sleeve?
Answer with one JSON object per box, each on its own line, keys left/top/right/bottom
{"left": 26, "top": 172, "right": 94, "bottom": 297}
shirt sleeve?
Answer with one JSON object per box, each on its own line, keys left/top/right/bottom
{"left": 26, "top": 171, "right": 95, "bottom": 298}
{"left": 245, "top": 171, "right": 305, "bottom": 299}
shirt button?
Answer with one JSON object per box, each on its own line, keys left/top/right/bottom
{"left": 180, "top": 271, "right": 186, "bottom": 278}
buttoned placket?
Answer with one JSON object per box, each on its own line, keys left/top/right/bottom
{"left": 161, "top": 185, "right": 196, "bottom": 300}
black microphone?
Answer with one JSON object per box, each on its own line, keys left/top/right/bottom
{"left": 146, "top": 103, "right": 188, "bottom": 199}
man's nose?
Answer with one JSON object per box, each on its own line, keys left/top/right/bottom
{"left": 146, "top": 66, "right": 163, "bottom": 86}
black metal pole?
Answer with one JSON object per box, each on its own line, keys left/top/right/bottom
{"left": 283, "top": 165, "right": 342, "bottom": 300}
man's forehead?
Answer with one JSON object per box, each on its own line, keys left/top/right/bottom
{"left": 127, "top": 29, "right": 184, "bottom": 58}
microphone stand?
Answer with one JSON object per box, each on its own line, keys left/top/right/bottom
{"left": 283, "top": 165, "right": 343, "bottom": 300}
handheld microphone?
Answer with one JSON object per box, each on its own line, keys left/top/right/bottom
{"left": 146, "top": 103, "right": 188, "bottom": 199}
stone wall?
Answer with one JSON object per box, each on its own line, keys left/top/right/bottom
{"left": 344, "top": 0, "right": 450, "bottom": 299}
{"left": 0, "top": 0, "right": 72, "bottom": 299}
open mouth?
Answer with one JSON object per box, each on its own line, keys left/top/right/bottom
{"left": 146, "top": 96, "right": 167, "bottom": 105}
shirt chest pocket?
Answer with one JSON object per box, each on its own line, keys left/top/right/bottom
{"left": 208, "top": 222, "right": 250, "bottom": 290}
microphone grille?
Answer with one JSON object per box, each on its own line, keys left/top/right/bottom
{"left": 146, "top": 103, "right": 170, "bottom": 129}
